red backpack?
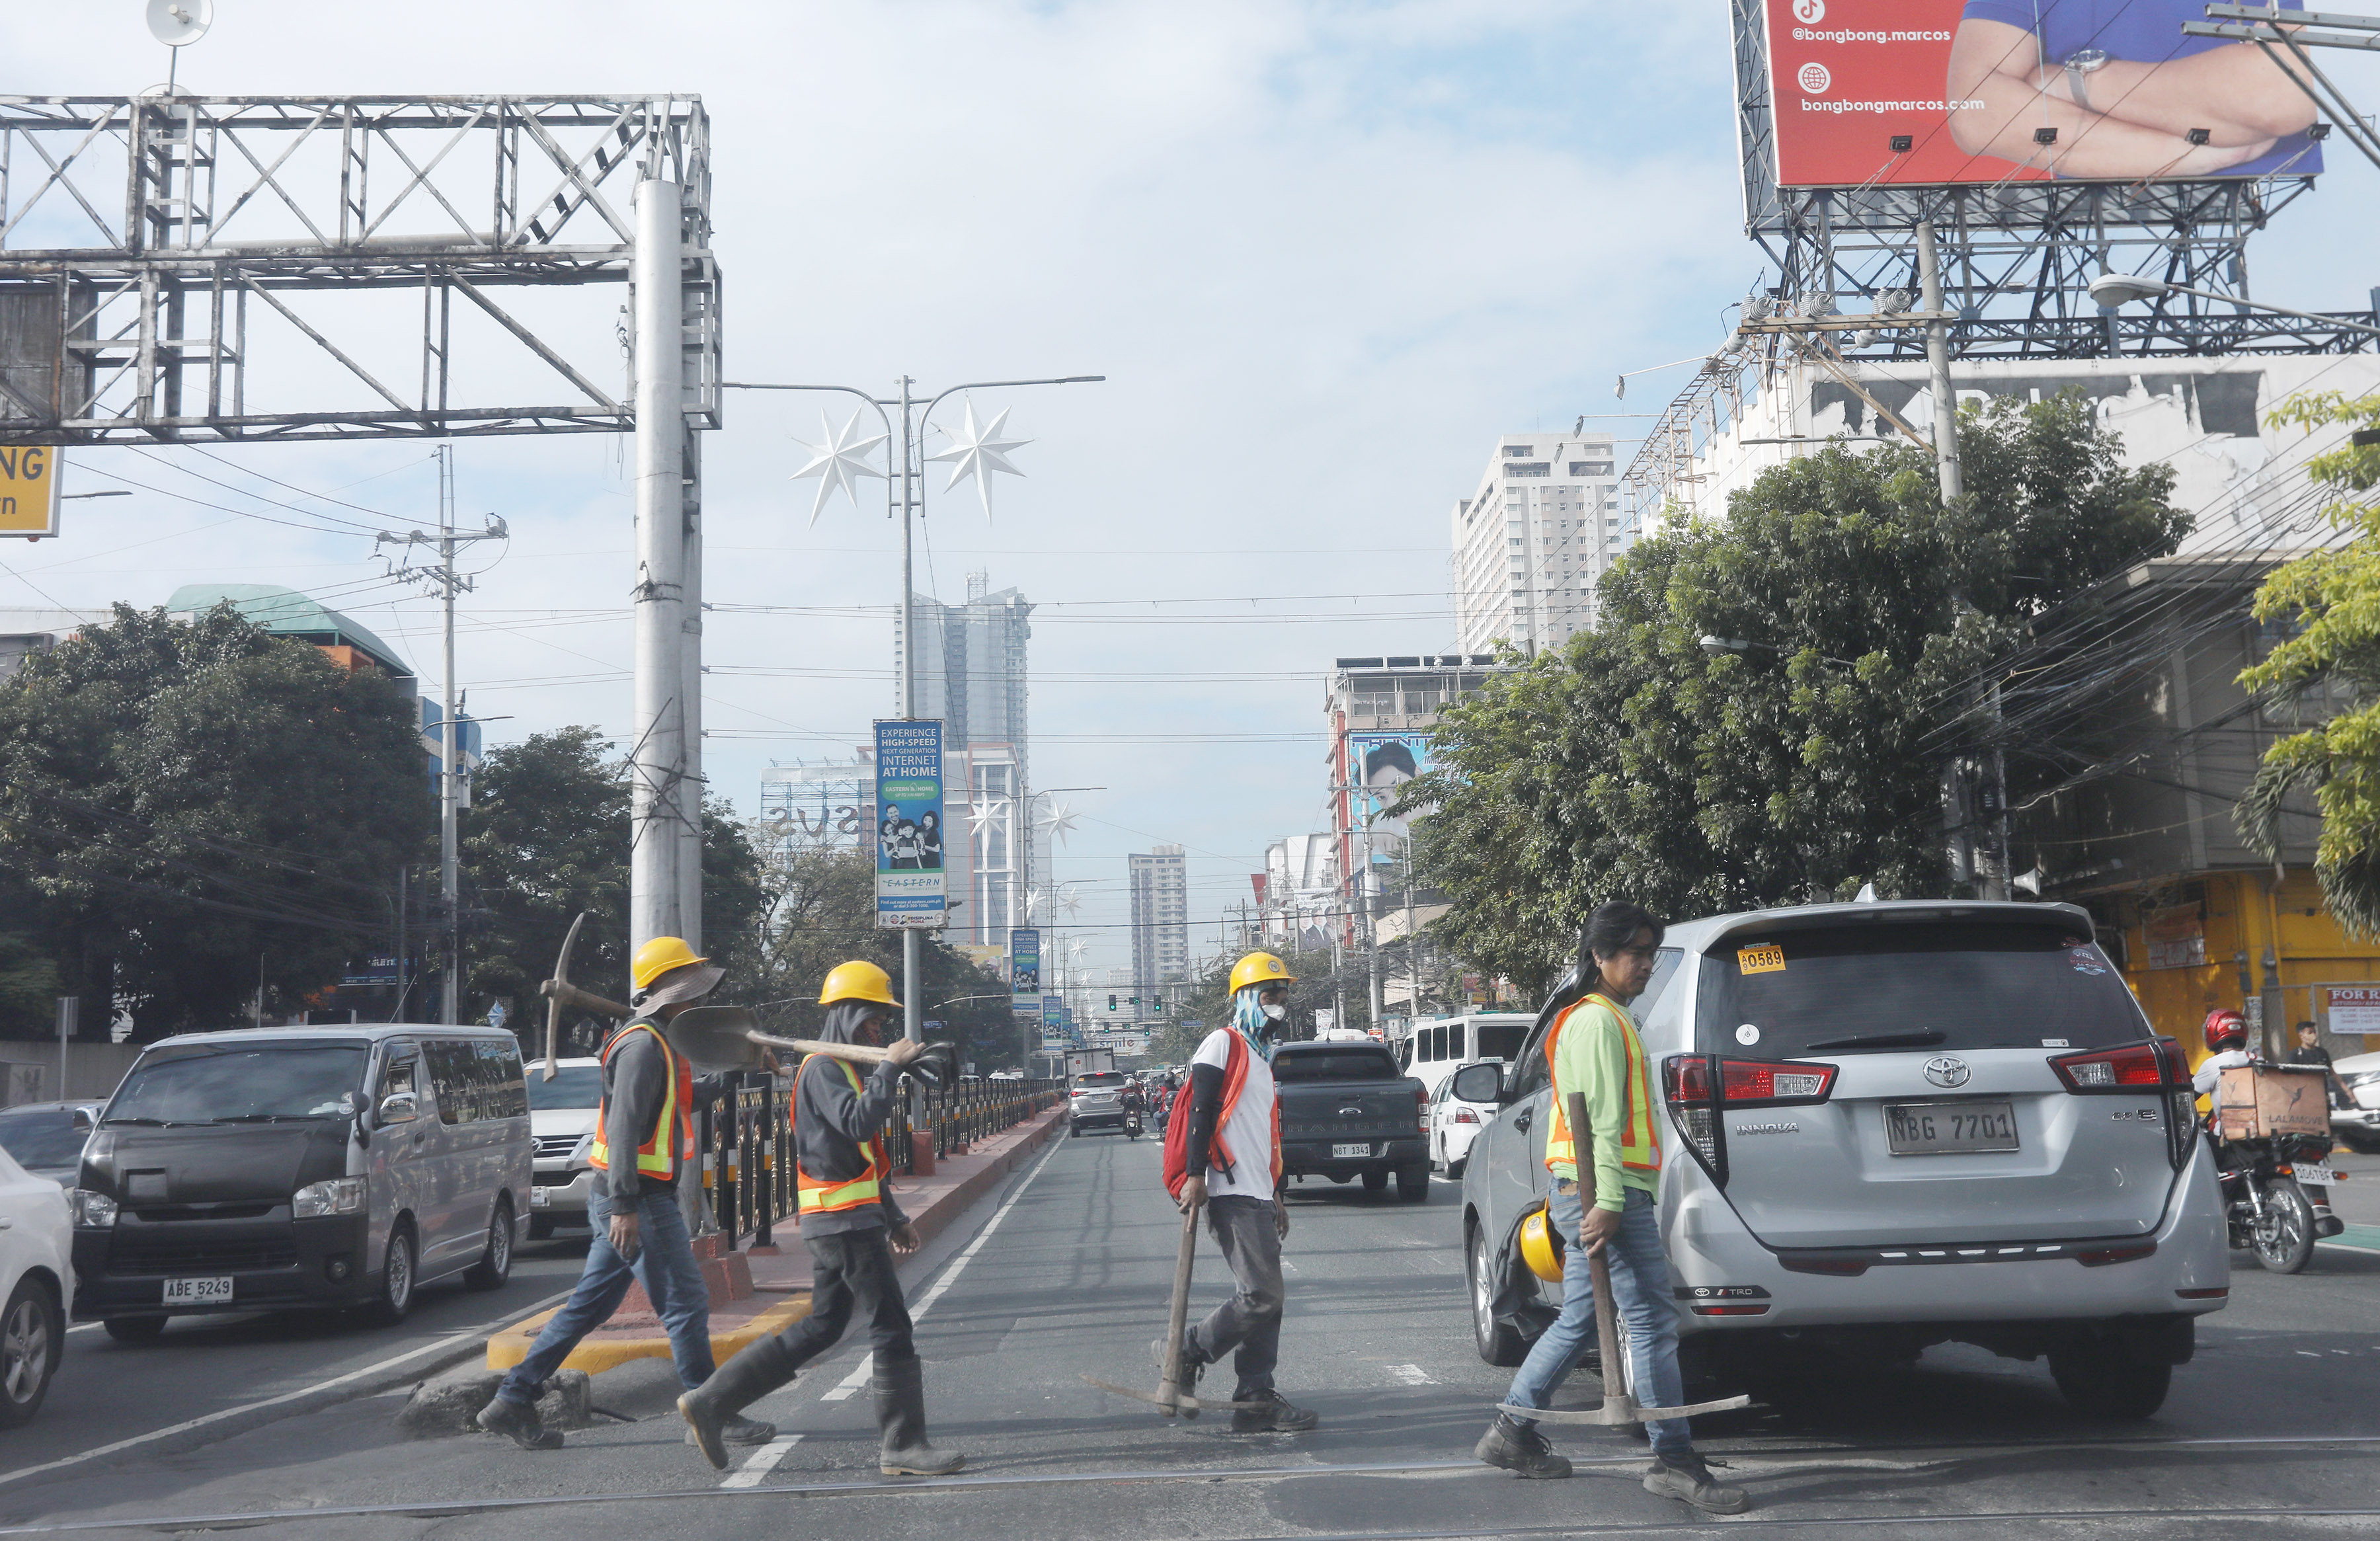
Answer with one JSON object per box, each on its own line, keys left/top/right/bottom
{"left": 1162, "top": 1031, "right": 1282, "bottom": 1199}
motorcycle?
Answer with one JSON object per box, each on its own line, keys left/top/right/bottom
{"left": 1125, "top": 1103, "right": 1144, "bottom": 1141}
{"left": 2212, "top": 1121, "right": 2344, "bottom": 1274}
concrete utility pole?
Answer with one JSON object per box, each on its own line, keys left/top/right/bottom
{"left": 898, "top": 375, "right": 921, "bottom": 1048}
{"left": 1917, "top": 220, "right": 1964, "bottom": 504}
{"left": 630, "top": 177, "right": 692, "bottom": 956}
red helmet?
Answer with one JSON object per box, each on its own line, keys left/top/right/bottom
{"left": 2202, "top": 1009, "right": 2248, "bottom": 1052}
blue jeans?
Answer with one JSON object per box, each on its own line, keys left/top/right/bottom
{"left": 496, "top": 1184, "right": 714, "bottom": 1405}
{"left": 1502, "top": 1181, "right": 1690, "bottom": 1458}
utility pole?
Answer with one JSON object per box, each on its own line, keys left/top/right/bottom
{"left": 630, "top": 175, "right": 692, "bottom": 959}
{"left": 898, "top": 375, "right": 921, "bottom": 1051}
{"left": 1916, "top": 219, "right": 1964, "bottom": 504}
{"left": 1364, "top": 816, "right": 1383, "bottom": 1035}
{"left": 380, "top": 446, "right": 505, "bottom": 1024}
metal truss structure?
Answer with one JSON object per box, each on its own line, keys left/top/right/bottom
{"left": 0, "top": 94, "right": 717, "bottom": 444}
{"left": 1727, "top": 0, "right": 2379, "bottom": 361}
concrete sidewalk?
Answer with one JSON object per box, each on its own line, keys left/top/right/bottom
{"left": 486, "top": 1102, "right": 1066, "bottom": 1374}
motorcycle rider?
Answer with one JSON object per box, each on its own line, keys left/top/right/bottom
{"left": 2193, "top": 1008, "right": 2255, "bottom": 1098}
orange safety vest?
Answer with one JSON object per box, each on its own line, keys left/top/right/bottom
{"left": 1162, "top": 1029, "right": 1282, "bottom": 1200}
{"left": 1542, "top": 993, "right": 1661, "bottom": 1178}
{"left": 795, "top": 1055, "right": 890, "bottom": 1216}
{"left": 588, "top": 1021, "right": 695, "bottom": 1179}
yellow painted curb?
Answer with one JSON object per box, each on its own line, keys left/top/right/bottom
{"left": 486, "top": 1292, "right": 812, "bottom": 1374}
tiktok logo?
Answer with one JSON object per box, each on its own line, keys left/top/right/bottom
{"left": 1793, "top": 0, "right": 1825, "bottom": 22}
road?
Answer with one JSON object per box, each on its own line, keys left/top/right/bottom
{"left": 2, "top": 1134, "right": 2377, "bottom": 1538}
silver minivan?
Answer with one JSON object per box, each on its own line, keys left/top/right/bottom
{"left": 69, "top": 1025, "right": 532, "bottom": 1339}
{"left": 1458, "top": 900, "right": 2229, "bottom": 1418}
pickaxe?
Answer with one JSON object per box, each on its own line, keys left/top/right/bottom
{"left": 1494, "top": 1092, "right": 1751, "bottom": 1427}
{"left": 1080, "top": 1199, "right": 1267, "bottom": 1417}
{"left": 539, "top": 912, "right": 596, "bottom": 1081}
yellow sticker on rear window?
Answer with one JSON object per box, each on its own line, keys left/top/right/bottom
{"left": 1737, "top": 944, "right": 1786, "bottom": 975}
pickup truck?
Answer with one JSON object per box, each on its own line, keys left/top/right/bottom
{"left": 1273, "top": 1041, "right": 1429, "bottom": 1201}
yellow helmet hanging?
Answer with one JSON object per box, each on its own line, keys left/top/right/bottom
{"left": 1228, "top": 951, "right": 1296, "bottom": 994}
{"left": 818, "top": 959, "right": 902, "bottom": 1009}
{"left": 1519, "top": 1204, "right": 1567, "bottom": 1283}
{"left": 631, "top": 936, "right": 707, "bottom": 992}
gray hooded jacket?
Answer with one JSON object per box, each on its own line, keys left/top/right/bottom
{"left": 793, "top": 999, "right": 913, "bottom": 1236}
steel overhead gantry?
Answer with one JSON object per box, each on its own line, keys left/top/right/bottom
{"left": 0, "top": 93, "right": 721, "bottom": 987}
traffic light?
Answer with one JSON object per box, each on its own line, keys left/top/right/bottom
{"left": 1154, "top": 1001, "right": 1165, "bottom": 1014}
{"left": 1108, "top": 994, "right": 1117, "bottom": 1011}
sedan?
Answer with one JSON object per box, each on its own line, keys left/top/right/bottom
{"left": 0, "top": 1141, "right": 69, "bottom": 1426}
{"left": 0, "top": 1103, "right": 104, "bottom": 1189}
{"left": 1427, "top": 1061, "right": 1499, "bottom": 1178}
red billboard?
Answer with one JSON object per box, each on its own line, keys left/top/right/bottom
{"left": 1765, "top": 0, "right": 2324, "bottom": 187}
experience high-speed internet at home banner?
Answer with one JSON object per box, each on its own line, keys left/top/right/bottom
{"left": 1765, "top": 0, "right": 2324, "bottom": 187}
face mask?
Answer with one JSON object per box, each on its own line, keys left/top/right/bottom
{"left": 1261, "top": 1001, "right": 1287, "bottom": 1023}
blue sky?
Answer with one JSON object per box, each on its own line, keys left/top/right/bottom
{"left": 4, "top": 2, "right": 2375, "bottom": 988}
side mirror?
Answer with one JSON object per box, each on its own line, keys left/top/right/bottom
{"left": 1450, "top": 1062, "right": 1505, "bottom": 1107}
{"left": 377, "top": 1092, "right": 418, "bottom": 1125}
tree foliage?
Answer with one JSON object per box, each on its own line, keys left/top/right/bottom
{"left": 0, "top": 604, "right": 431, "bottom": 1037}
{"left": 2236, "top": 390, "right": 2380, "bottom": 933}
{"left": 1404, "top": 395, "right": 2188, "bottom": 995}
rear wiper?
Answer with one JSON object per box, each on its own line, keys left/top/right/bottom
{"left": 1801, "top": 1031, "right": 1948, "bottom": 1052}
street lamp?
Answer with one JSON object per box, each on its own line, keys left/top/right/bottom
{"left": 1698, "top": 634, "right": 1860, "bottom": 670}
{"left": 2086, "top": 273, "right": 2380, "bottom": 341}
{"left": 725, "top": 372, "right": 1103, "bottom": 1050}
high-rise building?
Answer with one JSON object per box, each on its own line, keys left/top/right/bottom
{"left": 1323, "top": 655, "right": 1497, "bottom": 949}
{"left": 1452, "top": 432, "right": 1625, "bottom": 654}
{"left": 1128, "top": 844, "right": 1189, "bottom": 1023}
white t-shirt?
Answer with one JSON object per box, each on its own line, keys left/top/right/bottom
{"left": 2193, "top": 1047, "right": 2254, "bottom": 1097}
{"left": 1191, "top": 1028, "right": 1278, "bottom": 1201}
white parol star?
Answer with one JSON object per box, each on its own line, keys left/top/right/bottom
{"left": 924, "top": 397, "right": 1031, "bottom": 520}
{"left": 1038, "top": 799, "right": 1080, "bottom": 849}
{"left": 789, "top": 407, "right": 887, "bottom": 526}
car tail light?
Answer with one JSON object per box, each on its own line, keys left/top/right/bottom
{"left": 1452, "top": 1107, "right": 1480, "bottom": 1125}
{"left": 2073, "top": 1240, "right": 2158, "bottom": 1267}
{"left": 1663, "top": 1054, "right": 1839, "bottom": 1189}
{"left": 1688, "top": 1303, "right": 1772, "bottom": 1316}
{"left": 2052, "top": 1039, "right": 2198, "bottom": 1172}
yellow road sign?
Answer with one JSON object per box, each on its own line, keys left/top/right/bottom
{"left": 0, "top": 447, "right": 60, "bottom": 539}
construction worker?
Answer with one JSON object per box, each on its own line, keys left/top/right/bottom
{"left": 1474, "top": 902, "right": 1748, "bottom": 1515}
{"left": 676, "top": 959, "right": 962, "bottom": 1477}
{"left": 477, "top": 938, "right": 777, "bottom": 1452}
{"left": 1161, "top": 951, "right": 1318, "bottom": 1435}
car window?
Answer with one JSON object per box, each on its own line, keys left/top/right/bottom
{"left": 1696, "top": 922, "right": 2145, "bottom": 1057}
{"left": 526, "top": 1064, "right": 606, "bottom": 1110}
{"left": 424, "top": 1039, "right": 532, "bottom": 1125}
{"left": 1271, "top": 1048, "right": 1399, "bottom": 1081}
{"left": 1077, "top": 1072, "right": 1124, "bottom": 1087}
{"left": 110, "top": 1045, "right": 370, "bottom": 1123}
{"left": 1474, "top": 1023, "right": 1528, "bottom": 1062}
{"left": 0, "top": 1107, "right": 89, "bottom": 1167}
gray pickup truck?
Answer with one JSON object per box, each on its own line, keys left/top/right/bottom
{"left": 1274, "top": 1041, "right": 1430, "bottom": 1202}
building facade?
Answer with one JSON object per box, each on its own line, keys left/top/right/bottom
{"left": 759, "top": 751, "right": 875, "bottom": 854}
{"left": 1128, "top": 845, "right": 1189, "bottom": 1023}
{"left": 1324, "top": 655, "right": 1495, "bottom": 947}
{"left": 1452, "top": 432, "right": 1625, "bottom": 656}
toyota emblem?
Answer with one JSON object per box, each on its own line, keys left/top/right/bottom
{"left": 1923, "top": 1056, "right": 1971, "bottom": 1089}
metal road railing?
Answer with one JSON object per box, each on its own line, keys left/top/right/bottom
{"left": 696, "top": 1076, "right": 1062, "bottom": 1245}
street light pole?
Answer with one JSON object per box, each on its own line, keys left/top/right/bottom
{"left": 2087, "top": 272, "right": 2380, "bottom": 341}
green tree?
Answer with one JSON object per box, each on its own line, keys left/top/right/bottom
{"left": 461, "top": 727, "right": 766, "bottom": 1041}
{"left": 1406, "top": 394, "right": 2189, "bottom": 994}
{"left": 2236, "top": 390, "right": 2380, "bottom": 931}
{"left": 0, "top": 603, "right": 431, "bottom": 1037}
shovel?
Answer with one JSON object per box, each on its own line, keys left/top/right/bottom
{"left": 662, "top": 1006, "right": 958, "bottom": 1089}
{"left": 1080, "top": 1199, "right": 1268, "bottom": 1417}
{"left": 1495, "top": 1093, "right": 1751, "bottom": 1427}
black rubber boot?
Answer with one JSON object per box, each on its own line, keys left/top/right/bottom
{"left": 476, "top": 1392, "right": 563, "bottom": 1450}
{"left": 1476, "top": 1413, "right": 1571, "bottom": 1478}
{"left": 1644, "top": 1450, "right": 1750, "bottom": 1513}
{"left": 678, "top": 1335, "right": 798, "bottom": 1470}
{"left": 1230, "top": 1388, "right": 1319, "bottom": 1434}
{"left": 874, "top": 1356, "right": 965, "bottom": 1476}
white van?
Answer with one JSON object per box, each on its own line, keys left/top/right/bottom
{"left": 526, "top": 1056, "right": 604, "bottom": 1238}
{"left": 69, "top": 1026, "right": 531, "bottom": 1337}
{"left": 1400, "top": 1013, "right": 1535, "bottom": 1102}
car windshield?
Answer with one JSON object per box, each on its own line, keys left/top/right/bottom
{"left": 1696, "top": 922, "right": 2146, "bottom": 1058}
{"left": 526, "top": 1066, "right": 605, "bottom": 1110}
{"left": 1273, "top": 1049, "right": 1399, "bottom": 1081}
{"left": 108, "top": 1044, "right": 370, "bottom": 1123}
{"left": 0, "top": 1107, "right": 89, "bottom": 1169}
{"left": 1474, "top": 1024, "right": 1528, "bottom": 1061}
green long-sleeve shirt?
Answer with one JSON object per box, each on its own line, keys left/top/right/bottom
{"left": 1544, "top": 996, "right": 1661, "bottom": 1214}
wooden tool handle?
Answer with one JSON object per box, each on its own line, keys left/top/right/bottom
{"left": 539, "top": 976, "right": 631, "bottom": 1021}
{"left": 749, "top": 1032, "right": 892, "bottom": 1067}
{"left": 1567, "top": 1089, "right": 1627, "bottom": 1405}
{"left": 1158, "top": 1201, "right": 1201, "bottom": 1417}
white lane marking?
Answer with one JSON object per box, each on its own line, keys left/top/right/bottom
{"left": 1386, "top": 1363, "right": 1435, "bottom": 1386}
{"left": 816, "top": 1136, "right": 1067, "bottom": 1404}
{"left": 720, "top": 1433, "right": 803, "bottom": 1488}
{"left": 0, "top": 1286, "right": 571, "bottom": 1491}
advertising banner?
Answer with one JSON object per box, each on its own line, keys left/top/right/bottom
{"left": 873, "top": 719, "right": 946, "bottom": 929}
{"left": 1010, "top": 928, "right": 1042, "bottom": 1008}
{"left": 1763, "top": 0, "right": 2322, "bottom": 188}
{"left": 1349, "top": 730, "right": 1435, "bottom": 843}
{"left": 1043, "top": 994, "right": 1066, "bottom": 1033}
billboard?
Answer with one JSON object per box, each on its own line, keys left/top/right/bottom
{"left": 1349, "top": 730, "right": 1435, "bottom": 844}
{"left": 1010, "top": 928, "right": 1042, "bottom": 1008}
{"left": 0, "top": 446, "right": 60, "bottom": 539}
{"left": 1763, "top": 0, "right": 2322, "bottom": 188}
{"left": 873, "top": 719, "right": 946, "bottom": 929}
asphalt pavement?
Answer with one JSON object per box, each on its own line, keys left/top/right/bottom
{"left": 3, "top": 1132, "right": 2378, "bottom": 1538}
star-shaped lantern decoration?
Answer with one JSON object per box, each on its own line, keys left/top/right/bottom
{"left": 1058, "top": 883, "right": 1084, "bottom": 923}
{"left": 1022, "top": 886, "right": 1043, "bottom": 924}
{"left": 789, "top": 407, "right": 887, "bottom": 526}
{"left": 1037, "top": 799, "right": 1080, "bottom": 850}
{"left": 924, "top": 397, "right": 1030, "bottom": 520}
{"left": 965, "top": 797, "right": 1005, "bottom": 844}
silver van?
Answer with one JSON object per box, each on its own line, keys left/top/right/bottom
{"left": 1457, "top": 900, "right": 2229, "bottom": 1419}
{"left": 67, "top": 1025, "right": 532, "bottom": 1339}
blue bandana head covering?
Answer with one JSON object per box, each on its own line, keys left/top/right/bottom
{"left": 1232, "top": 985, "right": 1279, "bottom": 1063}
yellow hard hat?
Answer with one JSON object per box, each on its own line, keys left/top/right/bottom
{"left": 1228, "top": 951, "right": 1296, "bottom": 994}
{"left": 819, "top": 959, "right": 902, "bottom": 1009}
{"left": 631, "top": 935, "right": 707, "bottom": 993}
{"left": 1519, "top": 1203, "right": 1567, "bottom": 1283}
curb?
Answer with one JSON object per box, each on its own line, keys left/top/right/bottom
{"left": 904, "top": 1105, "right": 1066, "bottom": 1253}
{"left": 485, "top": 1294, "right": 811, "bottom": 1374}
